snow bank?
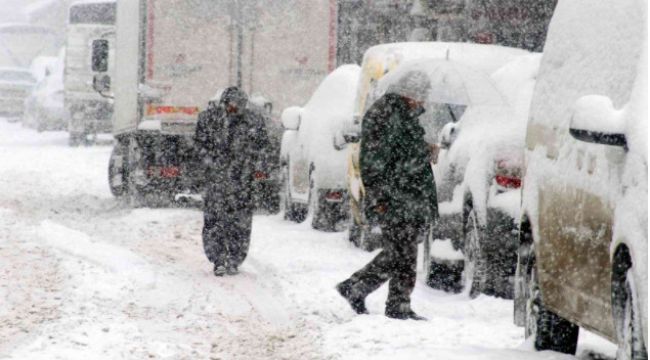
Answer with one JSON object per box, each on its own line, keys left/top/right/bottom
{"left": 39, "top": 220, "right": 156, "bottom": 290}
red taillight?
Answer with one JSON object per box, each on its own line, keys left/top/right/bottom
{"left": 325, "top": 191, "right": 343, "bottom": 201}
{"left": 254, "top": 171, "right": 268, "bottom": 180}
{"left": 160, "top": 167, "right": 181, "bottom": 178}
{"left": 495, "top": 174, "right": 521, "bottom": 189}
{"left": 148, "top": 166, "right": 181, "bottom": 178}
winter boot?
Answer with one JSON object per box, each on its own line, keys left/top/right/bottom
{"left": 226, "top": 264, "right": 239, "bottom": 275}
{"left": 385, "top": 303, "right": 427, "bottom": 321}
{"left": 213, "top": 264, "right": 227, "bottom": 277}
{"left": 336, "top": 280, "right": 369, "bottom": 315}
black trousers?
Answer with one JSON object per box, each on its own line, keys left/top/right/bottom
{"left": 202, "top": 190, "right": 253, "bottom": 268}
{"left": 348, "top": 221, "right": 424, "bottom": 308}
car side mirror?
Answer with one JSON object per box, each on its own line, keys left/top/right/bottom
{"left": 281, "top": 106, "right": 301, "bottom": 131}
{"left": 569, "top": 95, "right": 626, "bottom": 148}
{"left": 333, "top": 130, "right": 360, "bottom": 150}
{"left": 343, "top": 132, "right": 360, "bottom": 144}
{"left": 439, "top": 122, "right": 457, "bottom": 150}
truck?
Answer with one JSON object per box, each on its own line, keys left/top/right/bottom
{"left": 65, "top": 0, "right": 116, "bottom": 146}
{"left": 93, "top": 0, "right": 338, "bottom": 207}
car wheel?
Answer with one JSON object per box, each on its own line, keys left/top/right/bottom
{"left": 68, "top": 133, "right": 82, "bottom": 147}
{"left": 348, "top": 218, "right": 363, "bottom": 247}
{"left": 613, "top": 257, "right": 647, "bottom": 360}
{"left": 310, "top": 181, "right": 338, "bottom": 232}
{"left": 108, "top": 142, "right": 128, "bottom": 197}
{"left": 283, "top": 164, "right": 307, "bottom": 222}
{"left": 423, "top": 237, "right": 464, "bottom": 293}
{"left": 463, "top": 205, "right": 486, "bottom": 298}
{"left": 525, "top": 252, "right": 579, "bottom": 354}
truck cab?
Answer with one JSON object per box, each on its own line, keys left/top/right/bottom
{"left": 64, "top": 0, "right": 116, "bottom": 146}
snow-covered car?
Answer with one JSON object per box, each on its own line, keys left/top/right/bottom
{"left": 343, "top": 42, "right": 529, "bottom": 250}
{"left": 281, "top": 64, "right": 361, "bottom": 230}
{"left": 23, "top": 53, "right": 65, "bottom": 132}
{"left": 417, "top": 53, "right": 540, "bottom": 299}
{"left": 0, "top": 67, "right": 36, "bottom": 118}
{"left": 513, "top": 0, "right": 647, "bottom": 357}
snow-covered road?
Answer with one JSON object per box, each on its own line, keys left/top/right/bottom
{"left": 0, "top": 119, "right": 617, "bottom": 359}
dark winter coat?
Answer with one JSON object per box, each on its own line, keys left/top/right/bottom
{"left": 195, "top": 87, "right": 270, "bottom": 210}
{"left": 360, "top": 93, "right": 438, "bottom": 225}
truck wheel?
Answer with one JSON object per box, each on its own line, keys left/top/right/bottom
{"left": 126, "top": 136, "right": 145, "bottom": 207}
{"left": 525, "top": 252, "right": 579, "bottom": 354}
{"left": 463, "top": 205, "right": 486, "bottom": 298}
{"left": 613, "top": 252, "right": 647, "bottom": 360}
{"left": 108, "top": 143, "right": 128, "bottom": 197}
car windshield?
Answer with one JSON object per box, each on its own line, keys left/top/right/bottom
{"left": 0, "top": 71, "right": 35, "bottom": 83}
{"left": 69, "top": 3, "right": 116, "bottom": 25}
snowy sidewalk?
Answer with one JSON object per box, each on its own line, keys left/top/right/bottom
{"left": 0, "top": 120, "right": 616, "bottom": 359}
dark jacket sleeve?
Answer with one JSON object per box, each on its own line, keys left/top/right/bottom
{"left": 360, "top": 96, "right": 396, "bottom": 202}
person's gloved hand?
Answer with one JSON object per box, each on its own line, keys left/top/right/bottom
{"left": 374, "top": 203, "right": 388, "bottom": 214}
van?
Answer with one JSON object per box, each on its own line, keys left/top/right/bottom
{"left": 514, "top": 0, "right": 647, "bottom": 357}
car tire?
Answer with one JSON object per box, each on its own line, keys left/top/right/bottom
{"left": 423, "top": 236, "right": 464, "bottom": 292}
{"left": 524, "top": 251, "right": 579, "bottom": 355}
{"left": 309, "top": 180, "right": 338, "bottom": 232}
{"left": 108, "top": 142, "right": 128, "bottom": 197}
{"left": 613, "top": 253, "right": 647, "bottom": 360}
{"left": 463, "top": 205, "right": 487, "bottom": 298}
{"left": 282, "top": 164, "right": 307, "bottom": 222}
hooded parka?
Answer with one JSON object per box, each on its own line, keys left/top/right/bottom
{"left": 195, "top": 87, "right": 270, "bottom": 269}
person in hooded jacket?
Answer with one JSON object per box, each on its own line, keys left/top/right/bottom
{"left": 195, "top": 86, "right": 270, "bottom": 276}
{"left": 336, "top": 72, "right": 438, "bottom": 320}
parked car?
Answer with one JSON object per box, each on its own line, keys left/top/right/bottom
{"left": 0, "top": 67, "right": 36, "bottom": 119}
{"left": 513, "top": 0, "right": 647, "bottom": 357}
{"left": 23, "top": 52, "right": 65, "bottom": 132}
{"left": 415, "top": 53, "right": 540, "bottom": 298}
{"left": 342, "top": 42, "right": 529, "bottom": 250}
{"left": 281, "top": 64, "right": 361, "bottom": 230}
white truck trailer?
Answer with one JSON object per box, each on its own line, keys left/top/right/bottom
{"left": 94, "top": 0, "right": 336, "bottom": 206}
{"left": 65, "top": 0, "right": 116, "bottom": 146}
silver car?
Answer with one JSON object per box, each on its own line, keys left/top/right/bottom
{"left": 0, "top": 67, "right": 36, "bottom": 118}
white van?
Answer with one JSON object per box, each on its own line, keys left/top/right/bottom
{"left": 64, "top": 0, "right": 116, "bottom": 145}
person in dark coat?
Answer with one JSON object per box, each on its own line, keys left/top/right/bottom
{"left": 336, "top": 72, "right": 438, "bottom": 320}
{"left": 195, "top": 86, "right": 270, "bottom": 276}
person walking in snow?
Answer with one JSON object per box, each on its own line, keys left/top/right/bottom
{"left": 195, "top": 86, "right": 270, "bottom": 276}
{"left": 336, "top": 72, "right": 438, "bottom": 320}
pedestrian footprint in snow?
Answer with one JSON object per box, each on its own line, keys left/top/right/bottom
{"left": 336, "top": 71, "right": 439, "bottom": 320}
{"left": 195, "top": 86, "right": 271, "bottom": 276}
